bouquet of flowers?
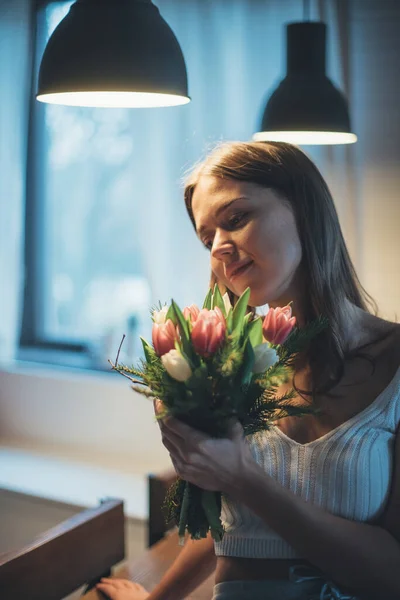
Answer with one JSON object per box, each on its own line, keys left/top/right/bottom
{"left": 110, "top": 285, "right": 325, "bottom": 543}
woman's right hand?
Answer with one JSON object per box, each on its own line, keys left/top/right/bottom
{"left": 95, "top": 578, "right": 149, "bottom": 600}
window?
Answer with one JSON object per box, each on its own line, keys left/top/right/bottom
{"left": 21, "top": 1, "right": 154, "bottom": 369}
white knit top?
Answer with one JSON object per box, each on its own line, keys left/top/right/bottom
{"left": 214, "top": 365, "right": 400, "bottom": 559}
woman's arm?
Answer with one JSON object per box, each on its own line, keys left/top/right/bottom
{"left": 148, "top": 533, "right": 216, "bottom": 600}
{"left": 233, "top": 455, "right": 400, "bottom": 600}
{"left": 160, "top": 417, "right": 400, "bottom": 600}
{"left": 96, "top": 533, "right": 216, "bottom": 600}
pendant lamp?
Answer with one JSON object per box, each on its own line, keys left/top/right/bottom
{"left": 36, "top": 0, "right": 190, "bottom": 108}
{"left": 253, "top": 20, "right": 357, "bottom": 145}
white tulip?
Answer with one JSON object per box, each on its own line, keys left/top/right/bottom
{"left": 161, "top": 349, "right": 192, "bottom": 382}
{"left": 252, "top": 343, "right": 278, "bottom": 373}
{"left": 153, "top": 305, "right": 169, "bottom": 324}
{"left": 223, "top": 292, "right": 232, "bottom": 314}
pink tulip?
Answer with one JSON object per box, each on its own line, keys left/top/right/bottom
{"left": 191, "top": 307, "right": 226, "bottom": 357}
{"left": 183, "top": 304, "right": 201, "bottom": 323}
{"left": 152, "top": 319, "right": 178, "bottom": 356}
{"left": 262, "top": 305, "right": 296, "bottom": 345}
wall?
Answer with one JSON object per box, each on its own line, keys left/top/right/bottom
{"left": 0, "top": 363, "right": 172, "bottom": 474}
{"left": 350, "top": 0, "right": 400, "bottom": 321}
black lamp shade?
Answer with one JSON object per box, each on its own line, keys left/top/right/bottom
{"left": 253, "top": 22, "right": 357, "bottom": 145}
{"left": 37, "top": 0, "right": 190, "bottom": 108}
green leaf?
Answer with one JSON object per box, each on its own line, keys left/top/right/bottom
{"left": 201, "top": 490, "right": 224, "bottom": 542}
{"left": 178, "top": 481, "right": 190, "bottom": 539}
{"left": 203, "top": 288, "right": 213, "bottom": 310}
{"left": 140, "top": 337, "right": 155, "bottom": 363}
{"left": 171, "top": 300, "right": 194, "bottom": 361}
{"left": 171, "top": 300, "right": 189, "bottom": 338}
{"left": 211, "top": 284, "right": 226, "bottom": 315}
{"left": 226, "top": 310, "right": 233, "bottom": 333}
{"left": 165, "top": 304, "right": 176, "bottom": 324}
{"left": 245, "top": 317, "right": 263, "bottom": 347}
{"left": 183, "top": 363, "right": 208, "bottom": 392}
{"left": 231, "top": 287, "right": 251, "bottom": 336}
{"left": 243, "top": 312, "right": 252, "bottom": 326}
{"left": 239, "top": 339, "right": 255, "bottom": 385}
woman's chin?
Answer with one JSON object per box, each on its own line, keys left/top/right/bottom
{"left": 227, "top": 280, "right": 274, "bottom": 308}
{"left": 250, "top": 299, "right": 270, "bottom": 309}
{"left": 226, "top": 281, "right": 268, "bottom": 307}
{"left": 247, "top": 289, "right": 271, "bottom": 308}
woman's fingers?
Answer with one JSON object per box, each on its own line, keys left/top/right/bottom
{"left": 98, "top": 577, "right": 126, "bottom": 587}
{"left": 163, "top": 416, "right": 208, "bottom": 446}
{"left": 227, "top": 420, "right": 244, "bottom": 440}
{"left": 96, "top": 582, "right": 121, "bottom": 599}
{"left": 161, "top": 428, "right": 187, "bottom": 463}
{"left": 96, "top": 578, "right": 149, "bottom": 599}
{"left": 153, "top": 401, "right": 210, "bottom": 475}
{"left": 161, "top": 426, "right": 182, "bottom": 451}
{"left": 153, "top": 398, "right": 164, "bottom": 416}
{"left": 152, "top": 399, "right": 185, "bottom": 463}
{"left": 154, "top": 400, "right": 206, "bottom": 444}
{"left": 162, "top": 415, "right": 190, "bottom": 437}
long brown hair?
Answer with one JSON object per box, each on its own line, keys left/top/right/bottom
{"left": 183, "top": 141, "right": 377, "bottom": 396}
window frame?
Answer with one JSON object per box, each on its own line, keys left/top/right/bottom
{"left": 19, "top": 0, "right": 95, "bottom": 370}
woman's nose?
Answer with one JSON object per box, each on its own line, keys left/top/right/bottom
{"left": 211, "top": 230, "right": 235, "bottom": 262}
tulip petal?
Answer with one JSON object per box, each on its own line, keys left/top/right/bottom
{"left": 152, "top": 320, "right": 178, "bottom": 356}
{"left": 161, "top": 349, "right": 192, "bottom": 381}
{"left": 281, "top": 305, "right": 293, "bottom": 317}
{"left": 191, "top": 308, "right": 226, "bottom": 357}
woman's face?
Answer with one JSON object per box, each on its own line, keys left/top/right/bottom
{"left": 191, "top": 176, "right": 303, "bottom": 307}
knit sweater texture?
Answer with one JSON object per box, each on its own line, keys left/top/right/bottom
{"left": 214, "top": 365, "right": 400, "bottom": 558}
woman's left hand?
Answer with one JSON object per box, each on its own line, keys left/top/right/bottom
{"left": 155, "top": 400, "right": 256, "bottom": 495}
{"left": 95, "top": 578, "right": 149, "bottom": 600}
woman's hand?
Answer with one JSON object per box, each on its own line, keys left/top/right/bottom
{"left": 154, "top": 400, "right": 256, "bottom": 495}
{"left": 95, "top": 578, "right": 149, "bottom": 600}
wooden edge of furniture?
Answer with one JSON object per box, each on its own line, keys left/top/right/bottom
{"left": 148, "top": 469, "right": 178, "bottom": 547}
{"left": 0, "top": 497, "right": 125, "bottom": 600}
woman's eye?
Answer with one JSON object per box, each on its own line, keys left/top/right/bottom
{"left": 201, "top": 213, "right": 248, "bottom": 250}
{"left": 228, "top": 212, "right": 246, "bottom": 228}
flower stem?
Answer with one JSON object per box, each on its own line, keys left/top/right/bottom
{"left": 201, "top": 490, "right": 224, "bottom": 542}
{"left": 178, "top": 481, "right": 190, "bottom": 543}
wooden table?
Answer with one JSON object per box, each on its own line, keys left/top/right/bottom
{"left": 82, "top": 530, "right": 215, "bottom": 599}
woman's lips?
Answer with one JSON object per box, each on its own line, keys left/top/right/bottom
{"left": 227, "top": 260, "right": 254, "bottom": 281}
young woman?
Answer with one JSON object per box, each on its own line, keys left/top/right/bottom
{"left": 97, "top": 142, "right": 400, "bottom": 600}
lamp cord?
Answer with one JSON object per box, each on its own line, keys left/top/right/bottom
{"left": 303, "top": 0, "right": 311, "bottom": 20}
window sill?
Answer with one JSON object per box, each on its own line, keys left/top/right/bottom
{"left": 0, "top": 358, "right": 122, "bottom": 384}
{"left": 16, "top": 345, "right": 120, "bottom": 375}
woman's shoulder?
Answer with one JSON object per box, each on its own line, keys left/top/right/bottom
{"left": 357, "top": 313, "right": 400, "bottom": 352}
{"left": 331, "top": 314, "right": 400, "bottom": 424}
{"left": 360, "top": 314, "right": 400, "bottom": 378}
{"left": 345, "top": 311, "right": 400, "bottom": 384}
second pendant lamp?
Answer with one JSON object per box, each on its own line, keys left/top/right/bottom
{"left": 36, "top": 0, "right": 190, "bottom": 108}
{"left": 253, "top": 20, "right": 357, "bottom": 145}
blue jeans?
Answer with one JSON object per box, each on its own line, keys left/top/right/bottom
{"left": 212, "top": 565, "right": 358, "bottom": 599}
